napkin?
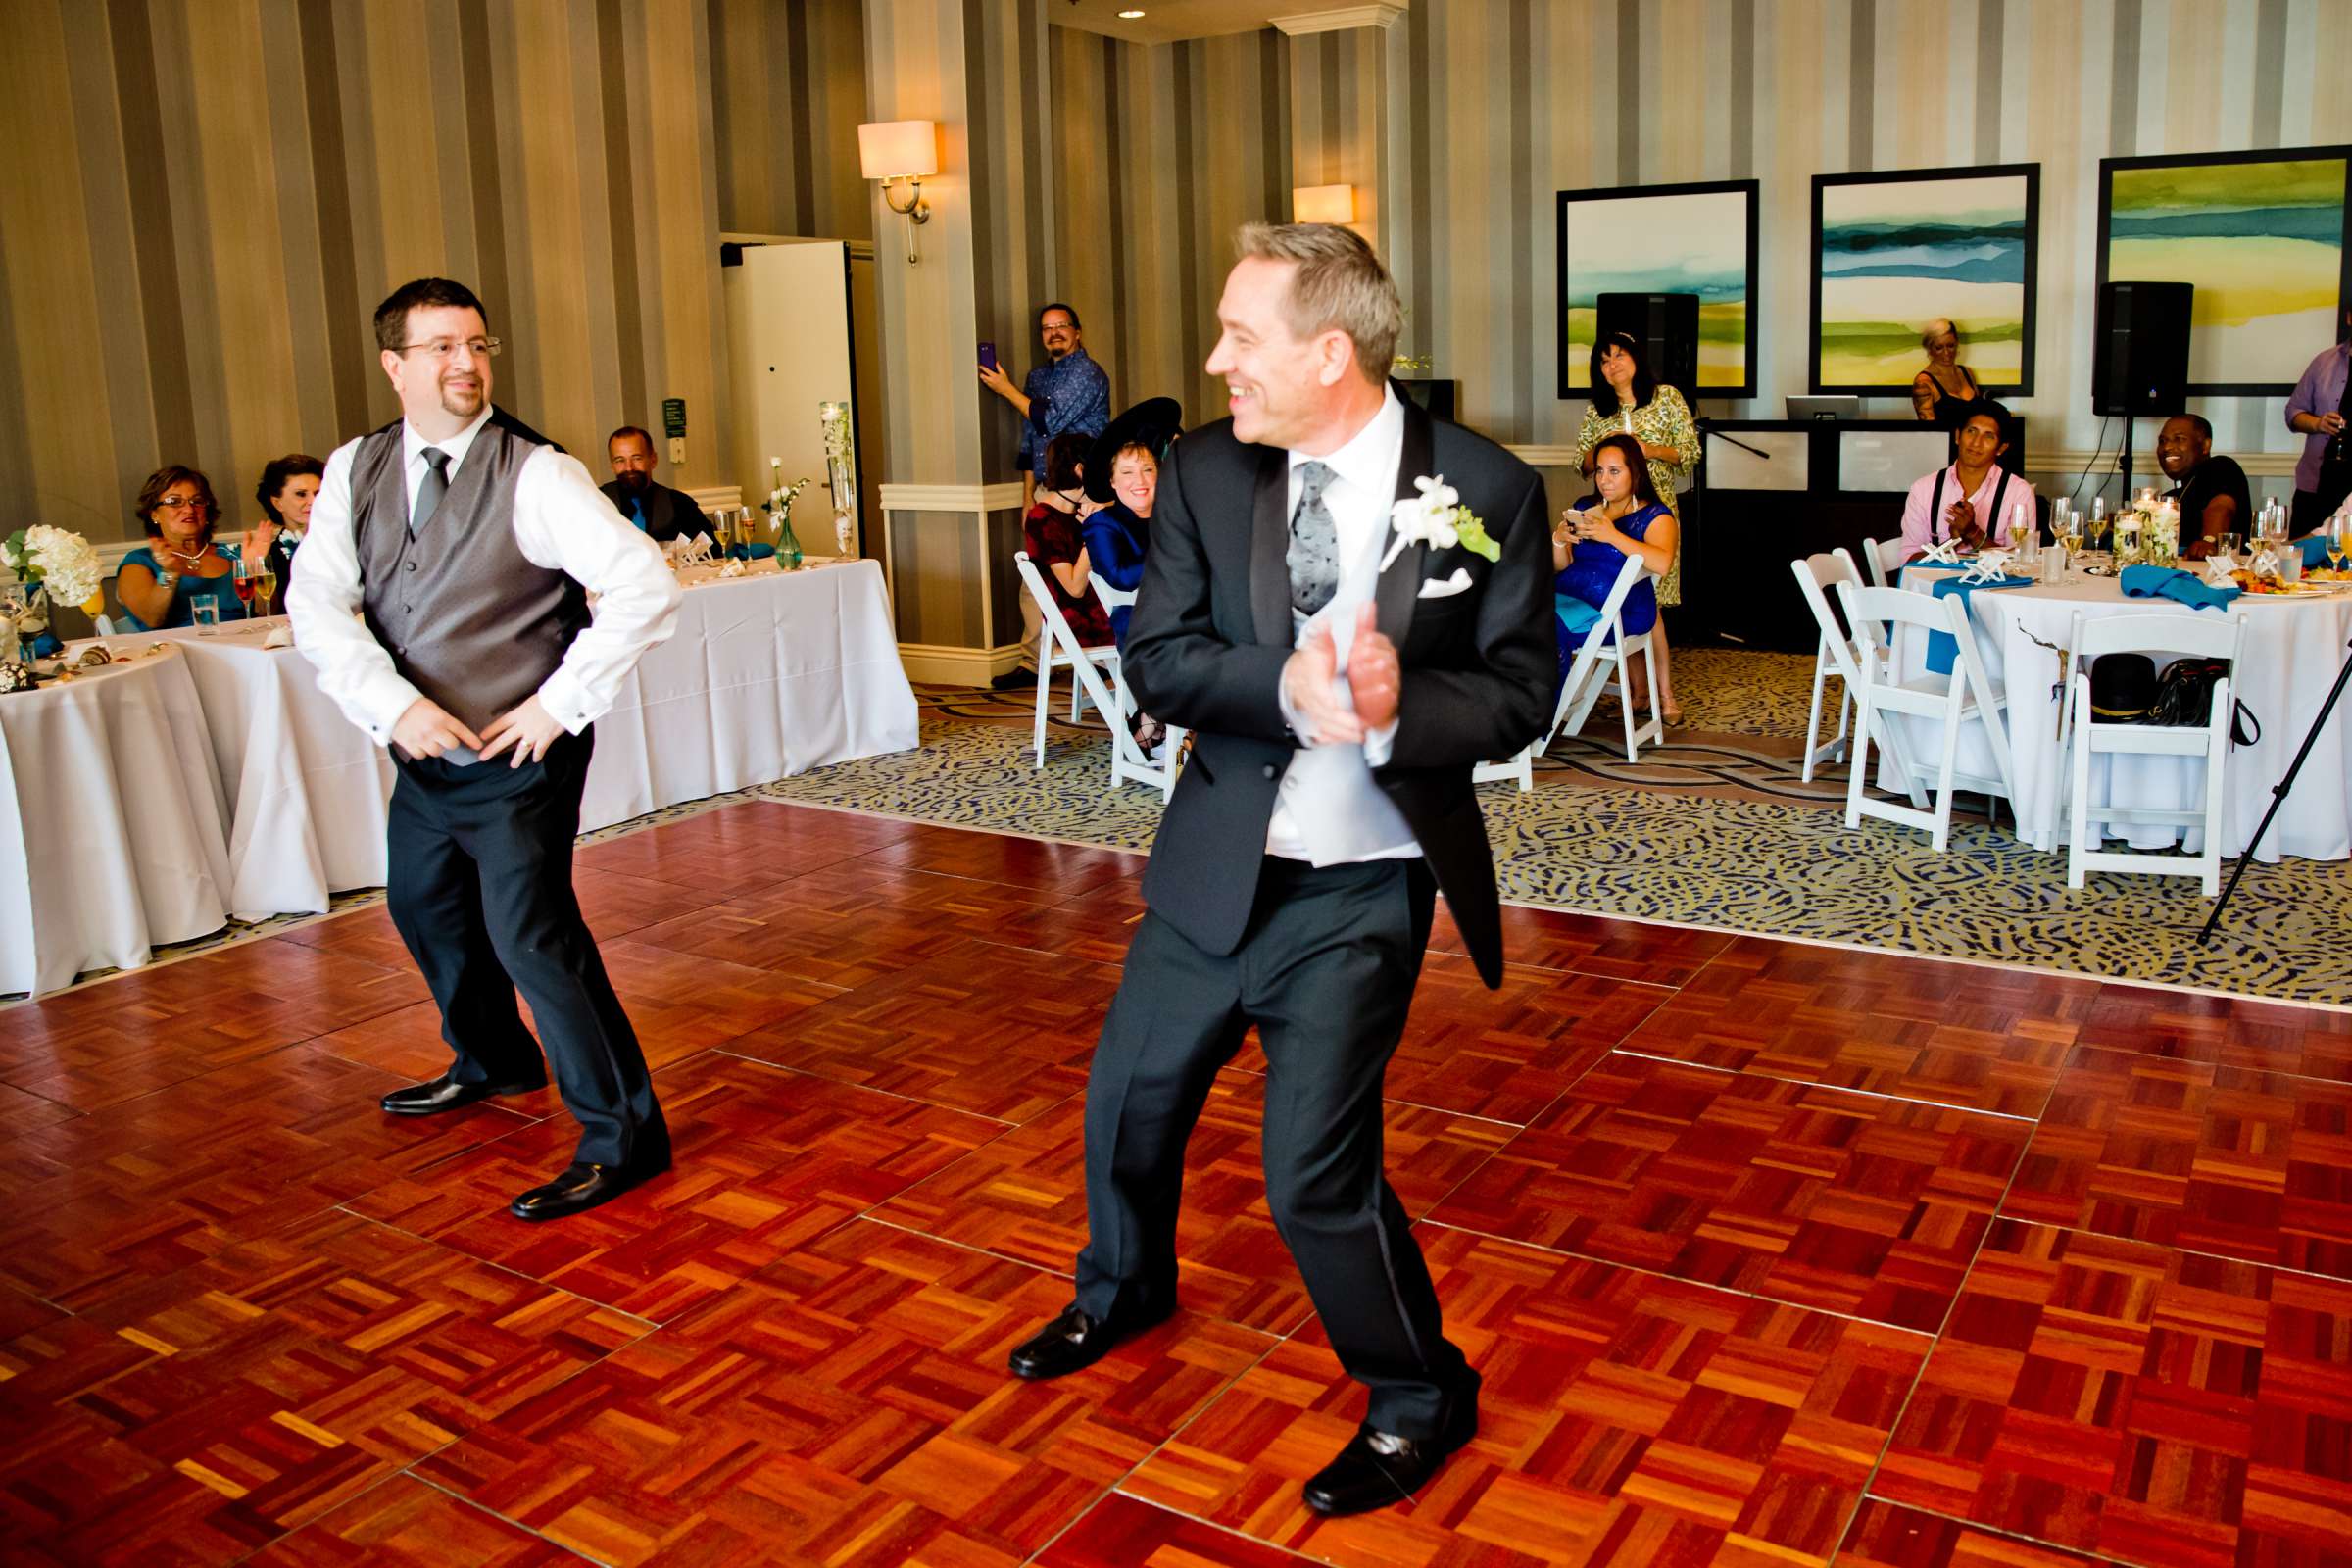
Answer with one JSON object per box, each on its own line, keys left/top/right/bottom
{"left": 263, "top": 625, "right": 295, "bottom": 649}
{"left": 2119, "top": 564, "right": 2241, "bottom": 611}
{"left": 1923, "top": 572, "right": 2034, "bottom": 674}
{"left": 2296, "top": 534, "right": 2330, "bottom": 570}
{"left": 723, "top": 541, "right": 777, "bottom": 561}
{"left": 1553, "top": 594, "right": 1602, "bottom": 638}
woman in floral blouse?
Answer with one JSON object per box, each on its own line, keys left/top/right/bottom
{"left": 1575, "top": 331, "right": 1699, "bottom": 724}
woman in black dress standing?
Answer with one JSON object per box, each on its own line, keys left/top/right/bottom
{"left": 1911, "top": 318, "right": 1987, "bottom": 429}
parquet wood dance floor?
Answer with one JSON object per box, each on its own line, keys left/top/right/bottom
{"left": 4, "top": 801, "right": 2348, "bottom": 1566}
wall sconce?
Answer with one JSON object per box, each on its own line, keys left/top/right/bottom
{"left": 858, "top": 119, "right": 939, "bottom": 265}
{"left": 1292, "top": 184, "right": 1355, "bottom": 224}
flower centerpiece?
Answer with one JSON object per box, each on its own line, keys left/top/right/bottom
{"left": 764, "top": 456, "right": 810, "bottom": 570}
{"left": 4, "top": 525, "right": 108, "bottom": 661}
{"left": 819, "top": 402, "right": 857, "bottom": 556}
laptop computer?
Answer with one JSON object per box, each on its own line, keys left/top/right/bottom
{"left": 1786, "top": 395, "right": 1862, "bottom": 421}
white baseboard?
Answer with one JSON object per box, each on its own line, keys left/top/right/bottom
{"left": 896, "top": 639, "right": 1029, "bottom": 687}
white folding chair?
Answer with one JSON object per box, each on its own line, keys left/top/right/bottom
{"left": 2058, "top": 611, "right": 2247, "bottom": 896}
{"left": 1789, "top": 548, "right": 1868, "bottom": 782}
{"left": 1088, "top": 570, "right": 1186, "bottom": 800}
{"left": 1836, "top": 582, "right": 2017, "bottom": 852}
{"left": 1013, "top": 551, "right": 1125, "bottom": 767}
{"left": 1864, "top": 535, "right": 1905, "bottom": 588}
{"left": 1553, "top": 553, "right": 1665, "bottom": 762}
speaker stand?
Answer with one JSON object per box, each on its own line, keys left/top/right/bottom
{"left": 2118, "top": 416, "right": 2134, "bottom": 500}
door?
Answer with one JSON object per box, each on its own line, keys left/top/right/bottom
{"left": 723, "top": 240, "right": 858, "bottom": 556}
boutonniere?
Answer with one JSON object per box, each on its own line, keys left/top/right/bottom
{"left": 1381, "top": 474, "right": 1500, "bottom": 572}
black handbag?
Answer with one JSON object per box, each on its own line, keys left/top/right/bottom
{"left": 2152, "top": 657, "right": 2261, "bottom": 745}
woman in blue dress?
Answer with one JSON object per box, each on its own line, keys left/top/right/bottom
{"left": 115, "top": 465, "right": 250, "bottom": 632}
{"left": 1079, "top": 441, "right": 1155, "bottom": 649}
{"left": 1551, "top": 432, "right": 1679, "bottom": 713}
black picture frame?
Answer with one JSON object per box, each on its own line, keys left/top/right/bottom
{"left": 2095, "top": 144, "right": 2352, "bottom": 397}
{"left": 1808, "top": 162, "right": 2041, "bottom": 399}
{"left": 1556, "top": 177, "right": 1760, "bottom": 401}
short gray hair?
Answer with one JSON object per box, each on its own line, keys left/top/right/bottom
{"left": 1234, "top": 221, "right": 1401, "bottom": 384}
{"left": 1920, "top": 317, "right": 1960, "bottom": 351}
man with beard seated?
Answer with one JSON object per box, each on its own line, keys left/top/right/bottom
{"left": 600, "top": 425, "right": 709, "bottom": 544}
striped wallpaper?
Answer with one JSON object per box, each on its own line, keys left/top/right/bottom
{"left": 711, "top": 0, "right": 872, "bottom": 243}
{"left": 0, "top": 0, "right": 729, "bottom": 544}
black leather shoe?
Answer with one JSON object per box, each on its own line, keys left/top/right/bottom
{"left": 1301, "top": 1398, "right": 1479, "bottom": 1516}
{"left": 379, "top": 1072, "right": 546, "bottom": 1116}
{"left": 508, "top": 1146, "right": 671, "bottom": 1223}
{"left": 1006, "top": 1300, "right": 1174, "bottom": 1380}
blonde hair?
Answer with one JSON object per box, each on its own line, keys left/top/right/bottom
{"left": 1920, "top": 318, "right": 1960, "bottom": 351}
{"left": 1233, "top": 221, "right": 1401, "bottom": 384}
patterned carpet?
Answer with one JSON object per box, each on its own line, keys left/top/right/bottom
{"left": 29, "top": 651, "right": 2352, "bottom": 1008}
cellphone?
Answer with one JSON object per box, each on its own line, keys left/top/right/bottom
{"left": 978, "top": 342, "right": 999, "bottom": 372}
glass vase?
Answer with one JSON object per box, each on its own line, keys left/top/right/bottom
{"left": 775, "top": 515, "right": 804, "bottom": 570}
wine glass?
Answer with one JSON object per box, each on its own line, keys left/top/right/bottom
{"left": 254, "top": 563, "right": 278, "bottom": 620}
{"left": 230, "top": 558, "right": 257, "bottom": 622}
{"left": 2331, "top": 513, "right": 2352, "bottom": 577}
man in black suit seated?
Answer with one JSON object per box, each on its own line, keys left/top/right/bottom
{"left": 1004, "top": 222, "right": 1554, "bottom": 1516}
{"left": 600, "top": 425, "right": 708, "bottom": 544}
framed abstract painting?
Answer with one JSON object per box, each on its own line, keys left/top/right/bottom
{"left": 1810, "top": 163, "right": 2040, "bottom": 396}
{"left": 2097, "top": 146, "right": 2352, "bottom": 395}
{"left": 1557, "top": 178, "right": 1759, "bottom": 400}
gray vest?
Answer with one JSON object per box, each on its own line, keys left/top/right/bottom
{"left": 351, "top": 417, "right": 588, "bottom": 736}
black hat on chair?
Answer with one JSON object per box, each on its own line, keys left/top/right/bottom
{"left": 1083, "top": 398, "right": 1184, "bottom": 504}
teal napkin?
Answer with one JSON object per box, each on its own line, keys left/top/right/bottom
{"left": 2120, "top": 564, "right": 2241, "bottom": 611}
{"left": 723, "top": 542, "right": 777, "bottom": 561}
{"left": 1912, "top": 569, "right": 2034, "bottom": 674}
{"left": 1554, "top": 594, "right": 1602, "bottom": 638}
{"left": 2296, "top": 534, "right": 2330, "bottom": 570}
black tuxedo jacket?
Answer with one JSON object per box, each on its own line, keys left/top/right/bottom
{"left": 1125, "top": 397, "right": 1554, "bottom": 988}
{"left": 598, "top": 479, "right": 709, "bottom": 544}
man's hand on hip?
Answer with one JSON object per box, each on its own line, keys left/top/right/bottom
{"left": 478, "top": 695, "right": 567, "bottom": 768}
{"left": 390, "top": 698, "right": 483, "bottom": 762}
{"left": 1282, "top": 618, "right": 1365, "bottom": 746}
{"left": 1345, "top": 603, "right": 1400, "bottom": 730}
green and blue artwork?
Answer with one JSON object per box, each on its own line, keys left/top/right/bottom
{"left": 1559, "top": 181, "right": 1756, "bottom": 397}
{"left": 1813, "top": 167, "right": 2037, "bottom": 393}
{"left": 2101, "top": 150, "right": 2349, "bottom": 393}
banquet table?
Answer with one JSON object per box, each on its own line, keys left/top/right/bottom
{"left": 0, "top": 645, "right": 235, "bottom": 996}
{"left": 4, "top": 557, "right": 917, "bottom": 996}
{"left": 1888, "top": 563, "right": 2352, "bottom": 861}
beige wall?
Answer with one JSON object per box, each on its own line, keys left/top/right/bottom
{"left": 0, "top": 0, "right": 728, "bottom": 543}
{"left": 711, "top": 0, "right": 872, "bottom": 243}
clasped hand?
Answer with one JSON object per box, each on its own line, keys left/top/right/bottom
{"left": 391, "top": 693, "right": 565, "bottom": 767}
{"left": 1282, "top": 603, "right": 1399, "bottom": 746}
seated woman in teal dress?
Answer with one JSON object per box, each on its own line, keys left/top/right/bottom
{"left": 116, "top": 465, "right": 250, "bottom": 632}
{"left": 1550, "top": 432, "right": 1680, "bottom": 705}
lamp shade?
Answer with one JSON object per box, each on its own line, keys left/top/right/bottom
{"left": 1292, "top": 184, "right": 1354, "bottom": 224}
{"left": 858, "top": 120, "right": 939, "bottom": 180}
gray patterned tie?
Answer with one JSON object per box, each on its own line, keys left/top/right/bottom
{"left": 412, "top": 447, "right": 451, "bottom": 534}
{"left": 1288, "top": 460, "right": 1340, "bottom": 617}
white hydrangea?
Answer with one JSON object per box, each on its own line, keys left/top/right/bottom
{"left": 22, "top": 525, "right": 103, "bottom": 607}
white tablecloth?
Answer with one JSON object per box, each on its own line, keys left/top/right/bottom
{"left": 578, "top": 558, "right": 918, "bottom": 832}
{"left": 1890, "top": 566, "right": 2352, "bottom": 860}
{"left": 0, "top": 648, "right": 235, "bottom": 995}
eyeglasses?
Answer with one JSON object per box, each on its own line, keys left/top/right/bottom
{"left": 395, "top": 337, "right": 503, "bottom": 361}
{"left": 153, "top": 495, "right": 205, "bottom": 512}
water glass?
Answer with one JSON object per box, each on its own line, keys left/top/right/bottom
{"left": 192, "top": 599, "right": 220, "bottom": 637}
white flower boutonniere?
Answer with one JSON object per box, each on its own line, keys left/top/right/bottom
{"left": 1381, "top": 474, "right": 1500, "bottom": 572}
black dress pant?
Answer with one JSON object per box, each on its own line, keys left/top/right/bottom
{"left": 1074, "top": 856, "right": 1475, "bottom": 1440}
{"left": 386, "top": 728, "right": 663, "bottom": 1167}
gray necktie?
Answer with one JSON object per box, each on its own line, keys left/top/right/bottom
{"left": 1288, "top": 460, "right": 1339, "bottom": 617}
{"left": 412, "top": 447, "right": 451, "bottom": 534}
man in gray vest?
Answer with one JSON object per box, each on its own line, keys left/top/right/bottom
{"left": 288, "top": 277, "right": 682, "bottom": 1222}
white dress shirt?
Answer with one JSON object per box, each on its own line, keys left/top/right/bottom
{"left": 287, "top": 407, "right": 682, "bottom": 747}
{"left": 1267, "top": 386, "right": 1416, "bottom": 862}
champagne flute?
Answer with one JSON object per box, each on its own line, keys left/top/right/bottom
{"left": 2332, "top": 513, "right": 2352, "bottom": 577}
{"left": 255, "top": 564, "right": 278, "bottom": 619}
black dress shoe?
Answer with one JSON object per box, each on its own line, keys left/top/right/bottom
{"left": 1006, "top": 1300, "right": 1173, "bottom": 1380}
{"left": 509, "top": 1146, "right": 670, "bottom": 1223}
{"left": 379, "top": 1072, "right": 547, "bottom": 1116}
{"left": 1301, "top": 1399, "right": 1479, "bottom": 1516}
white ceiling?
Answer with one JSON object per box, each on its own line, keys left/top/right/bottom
{"left": 1052, "top": 0, "right": 1402, "bottom": 47}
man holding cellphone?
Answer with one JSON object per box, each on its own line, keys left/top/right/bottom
{"left": 980, "top": 302, "right": 1111, "bottom": 510}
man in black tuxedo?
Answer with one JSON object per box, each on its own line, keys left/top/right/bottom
{"left": 601, "top": 425, "right": 709, "bottom": 544}
{"left": 1005, "top": 223, "right": 1554, "bottom": 1515}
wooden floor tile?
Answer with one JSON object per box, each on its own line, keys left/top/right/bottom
{"left": 1839, "top": 1499, "right": 2122, "bottom": 1566}
{"left": 1121, "top": 1225, "right": 1929, "bottom": 1568}
{"left": 0, "top": 1078, "right": 78, "bottom": 1133}
{"left": 1375, "top": 956, "right": 1662, "bottom": 1125}
{"left": 1429, "top": 1053, "right": 2030, "bottom": 1331}
{"left": 570, "top": 799, "right": 911, "bottom": 896}
{"left": 852, "top": 823, "right": 1143, "bottom": 895}
{"left": 2078, "top": 983, "right": 2352, "bottom": 1085}
{"left": 720, "top": 936, "right": 1121, "bottom": 1121}
{"left": 0, "top": 1211, "right": 649, "bottom": 1565}
{"left": 1876, "top": 1217, "right": 2352, "bottom": 1568}
{"left": 0, "top": 937, "right": 427, "bottom": 1113}
{"left": 593, "top": 939, "right": 848, "bottom": 1068}
{"left": 872, "top": 1069, "right": 1512, "bottom": 1335}
{"left": 1620, "top": 937, "right": 2094, "bottom": 1116}
{"left": 0, "top": 1046, "right": 535, "bottom": 1312}
{"left": 344, "top": 1053, "right": 1007, "bottom": 1320}
{"left": 2004, "top": 1046, "right": 2352, "bottom": 1280}
{"left": 1434, "top": 901, "right": 1737, "bottom": 988}
{"left": 244, "top": 1473, "right": 583, "bottom": 1566}
{"left": 411, "top": 1218, "right": 1271, "bottom": 1567}
{"left": 1035, "top": 1492, "right": 1309, "bottom": 1565}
